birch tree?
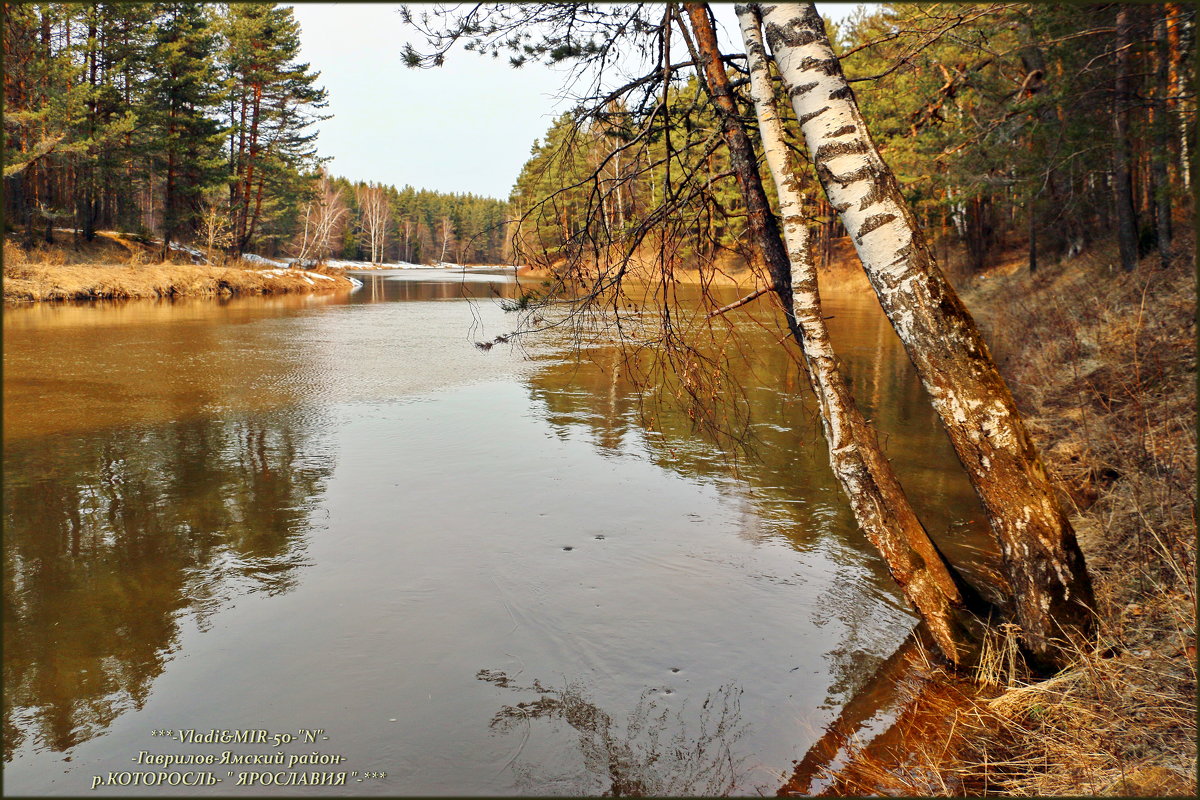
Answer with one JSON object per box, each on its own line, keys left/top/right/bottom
{"left": 439, "top": 215, "right": 453, "bottom": 263}
{"left": 754, "top": 2, "right": 1095, "bottom": 666}
{"left": 292, "top": 174, "right": 347, "bottom": 265}
{"left": 685, "top": 3, "right": 984, "bottom": 664}
{"left": 408, "top": 1, "right": 989, "bottom": 664}
{"left": 402, "top": 1, "right": 1114, "bottom": 669}
{"left": 356, "top": 183, "right": 390, "bottom": 264}
{"left": 198, "top": 199, "right": 233, "bottom": 265}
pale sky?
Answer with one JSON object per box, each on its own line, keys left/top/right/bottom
{"left": 290, "top": 3, "right": 869, "bottom": 200}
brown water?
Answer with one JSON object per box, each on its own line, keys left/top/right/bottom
{"left": 3, "top": 269, "right": 996, "bottom": 795}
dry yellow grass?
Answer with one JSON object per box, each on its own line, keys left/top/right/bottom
{"left": 515, "top": 240, "right": 872, "bottom": 292}
{"left": 945, "top": 233, "right": 1197, "bottom": 797}
{"left": 4, "top": 262, "right": 354, "bottom": 302}
{"left": 5, "top": 229, "right": 172, "bottom": 265}
{"left": 516, "top": 257, "right": 761, "bottom": 289}
{"left": 797, "top": 233, "right": 1196, "bottom": 797}
{"left": 4, "top": 238, "right": 354, "bottom": 302}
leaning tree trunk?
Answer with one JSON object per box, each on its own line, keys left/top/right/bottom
{"left": 686, "top": 3, "right": 982, "bottom": 665}
{"left": 756, "top": 2, "right": 1094, "bottom": 668}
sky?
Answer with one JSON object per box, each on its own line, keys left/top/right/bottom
{"left": 290, "top": 3, "right": 870, "bottom": 200}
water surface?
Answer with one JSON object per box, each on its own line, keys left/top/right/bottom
{"left": 3, "top": 268, "right": 993, "bottom": 794}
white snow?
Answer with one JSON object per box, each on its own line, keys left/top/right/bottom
{"left": 254, "top": 267, "right": 341, "bottom": 285}
{"left": 320, "top": 258, "right": 520, "bottom": 271}
{"left": 322, "top": 258, "right": 433, "bottom": 270}
{"left": 168, "top": 241, "right": 205, "bottom": 259}
{"left": 240, "top": 253, "right": 290, "bottom": 268}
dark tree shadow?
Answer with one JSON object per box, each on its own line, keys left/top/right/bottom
{"left": 478, "top": 670, "right": 749, "bottom": 796}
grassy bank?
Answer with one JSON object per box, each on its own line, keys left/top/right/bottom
{"left": 3, "top": 236, "right": 355, "bottom": 302}
{"left": 951, "top": 235, "right": 1195, "bottom": 796}
{"left": 805, "top": 235, "right": 1196, "bottom": 796}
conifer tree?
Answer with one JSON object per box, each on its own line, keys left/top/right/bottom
{"left": 222, "top": 3, "right": 328, "bottom": 254}
{"left": 82, "top": 3, "right": 155, "bottom": 238}
{"left": 144, "top": 2, "right": 226, "bottom": 258}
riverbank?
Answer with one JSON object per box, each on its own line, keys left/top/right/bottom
{"left": 951, "top": 234, "right": 1195, "bottom": 796}
{"left": 795, "top": 234, "right": 1196, "bottom": 796}
{"left": 4, "top": 262, "right": 356, "bottom": 302}
{"left": 514, "top": 259, "right": 760, "bottom": 288}
{"left": 3, "top": 236, "right": 356, "bottom": 302}
{"left": 513, "top": 238, "right": 874, "bottom": 294}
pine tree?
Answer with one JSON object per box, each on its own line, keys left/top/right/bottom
{"left": 84, "top": 3, "right": 155, "bottom": 237}
{"left": 222, "top": 3, "right": 328, "bottom": 254}
{"left": 144, "top": 2, "right": 227, "bottom": 258}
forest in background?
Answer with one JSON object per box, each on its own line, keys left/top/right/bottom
{"left": 509, "top": 2, "right": 1194, "bottom": 276}
{"left": 2, "top": 2, "right": 510, "bottom": 265}
{"left": 6, "top": 3, "right": 1192, "bottom": 272}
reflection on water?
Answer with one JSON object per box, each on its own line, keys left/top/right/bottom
{"left": 479, "top": 671, "right": 747, "bottom": 796}
{"left": 3, "top": 268, "right": 998, "bottom": 795}
{"left": 3, "top": 411, "right": 334, "bottom": 759}
{"left": 2, "top": 271, "right": 527, "bottom": 444}
{"left": 351, "top": 269, "right": 520, "bottom": 304}
{"left": 527, "top": 289, "right": 1004, "bottom": 605}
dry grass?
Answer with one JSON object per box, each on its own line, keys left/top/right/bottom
{"left": 814, "top": 629, "right": 1195, "bottom": 796}
{"left": 816, "top": 262, "right": 874, "bottom": 294}
{"left": 4, "top": 262, "right": 353, "bottom": 302}
{"left": 517, "top": 240, "right": 872, "bottom": 293}
{"left": 806, "top": 234, "right": 1196, "bottom": 797}
{"left": 972, "top": 235, "right": 1195, "bottom": 611}
{"left": 4, "top": 236, "right": 354, "bottom": 302}
{"left": 947, "top": 233, "right": 1197, "bottom": 796}
{"left": 4, "top": 229, "right": 176, "bottom": 265}
{"left": 948, "top": 630, "right": 1193, "bottom": 796}
{"left": 517, "top": 254, "right": 761, "bottom": 288}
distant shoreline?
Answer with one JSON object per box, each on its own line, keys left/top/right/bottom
{"left": 3, "top": 262, "right": 358, "bottom": 304}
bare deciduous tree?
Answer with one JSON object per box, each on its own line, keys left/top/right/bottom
{"left": 198, "top": 199, "right": 233, "bottom": 266}
{"left": 293, "top": 174, "right": 348, "bottom": 265}
{"left": 356, "top": 183, "right": 390, "bottom": 264}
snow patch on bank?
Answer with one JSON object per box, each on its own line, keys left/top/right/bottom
{"left": 323, "top": 258, "right": 521, "bottom": 271}
{"left": 240, "top": 253, "right": 290, "bottom": 268}
{"left": 168, "top": 241, "right": 206, "bottom": 260}
{"left": 255, "top": 267, "right": 342, "bottom": 286}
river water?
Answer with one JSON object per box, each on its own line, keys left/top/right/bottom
{"left": 3, "top": 269, "right": 995, "bottom": 795}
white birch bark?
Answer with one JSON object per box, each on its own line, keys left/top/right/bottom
{"left": 357, "top": 185, "right": 390, "bottom": 264}
{"left": 440, "top": 216, "right": 452, "bottom": 263}
{"left": 310, "top": 182, "right": 347, "bottom": 263}
{"left": 294, "top": 202, "right": 317, "bottom": 264}
{"left": 294, "top": 180, "right": 345, "bottom": 264}
{"left": 755, "top": 2, "right": 1094, "bottom": 663}
{"left": 735, "top": 4, "right": 976, "bottom": 664}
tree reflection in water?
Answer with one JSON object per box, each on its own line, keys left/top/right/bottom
{"left": 2, "top": 410, "right": 334, "bottom": 761}
{"left": 478, "top": 670, "right": 748, "bottom": 796}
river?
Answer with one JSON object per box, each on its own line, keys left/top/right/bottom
{"left": 3, "top": 268, "right": 996, "bottom": 795}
